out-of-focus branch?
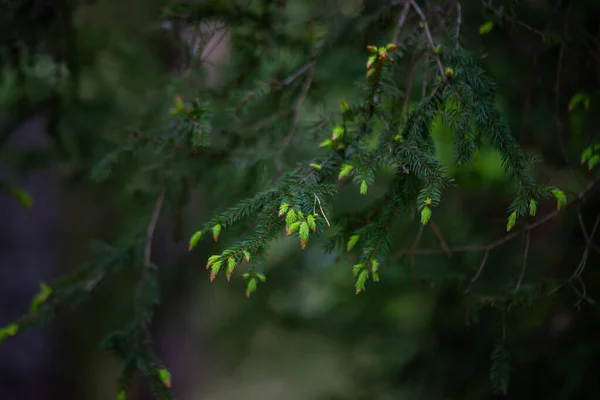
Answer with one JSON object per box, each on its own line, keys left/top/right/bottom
{"left": 410, "top": 0, "right": 445, "bottom": 76}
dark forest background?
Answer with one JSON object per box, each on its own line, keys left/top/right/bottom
{"left": 1, "top": 0, "right": 600, "bottom": 399}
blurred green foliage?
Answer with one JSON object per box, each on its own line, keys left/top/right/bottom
{"left": 1, "top": 0, "right": 600, "bottom": 399}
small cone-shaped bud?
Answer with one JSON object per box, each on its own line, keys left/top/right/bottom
{"left": 159, "top": 369, "right": 172, "bottom": 388}
{"left": 331, "top": 126, "right": 344, "bottom": 141}
{"left": 319, "top": 139, "right": 333, "bottom": 148}
{"left": 212, "top": 224, "right": 221, "bottom": 241}
{"left": 366, "top": 56, "right": 376, "bottom": 69}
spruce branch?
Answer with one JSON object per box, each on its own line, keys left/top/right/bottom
{"left": 131, "top": 186, "right": 175, "bottom": 400}
{"left": 8, "top": 2, "right": 598, "bottom": 398}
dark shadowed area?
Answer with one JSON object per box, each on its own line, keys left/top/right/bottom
{"left": 1, "top": 1, "right": 600, "bottom": 399}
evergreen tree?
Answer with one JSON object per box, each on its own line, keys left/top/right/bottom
{"left": 1, "top": 0, "right": 600, "bottom": 398}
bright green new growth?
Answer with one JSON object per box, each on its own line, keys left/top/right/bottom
{"left": 187, "top": 44, "right": 561, "bottom": 298}
{"left": 30, "top": 283, "right": 53, "bottom": 311}
{"left": 0, "top": 2, "right": 576, "bottom": 399}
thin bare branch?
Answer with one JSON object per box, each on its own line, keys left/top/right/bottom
{"left": 283, "top": 65, "right": 315, "bottom": 145}
{"left": 553, "top": 0, "right": 583, "bottom": 190}
{"left": 393, "top": 1, "right": 411, "bottom": 44}
{"left": 314, "top": 193, "right": 331, "bottom": 227}
{"left": 410, "top": 0, "right": 445, "bottom": 76}
{"left": 575, "top": 205, "right": 600, "bottom": 255}
{"left": 402, "top": 52, "right": 424, "bottom": 113}
{"left": 282, "top": 61, "right": 316, "bottom": 86}
{"left": 479, "top": 0, "right": 545, "bottom": 37}
{"left": 429, "top": 219, "right": 452, "bottom": 258}
{"left": 234, "top": 61, "right": 315, "bottom": 123}
{"left": 515, "top": 231, "right": 530, "bottom": 292}
{"left": 455, "top": 1, "right": 462, "bottom": 48}
{"left": 465, "top": 250, "right": 490, "bottom": 295}
{"left": 421, "top": 54, "right": 429, "bottom": 100}
{"left": 409, "top": 224, "right": 426, "bottom": 279}
{"left": 572, "top": 214, "right": 600, "bottom": 278}
{"left": 144, "top": 188, "right": 167, "bottom": 271}
{"left": 398, "top": 174, "right": 600, "bottom": 257}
